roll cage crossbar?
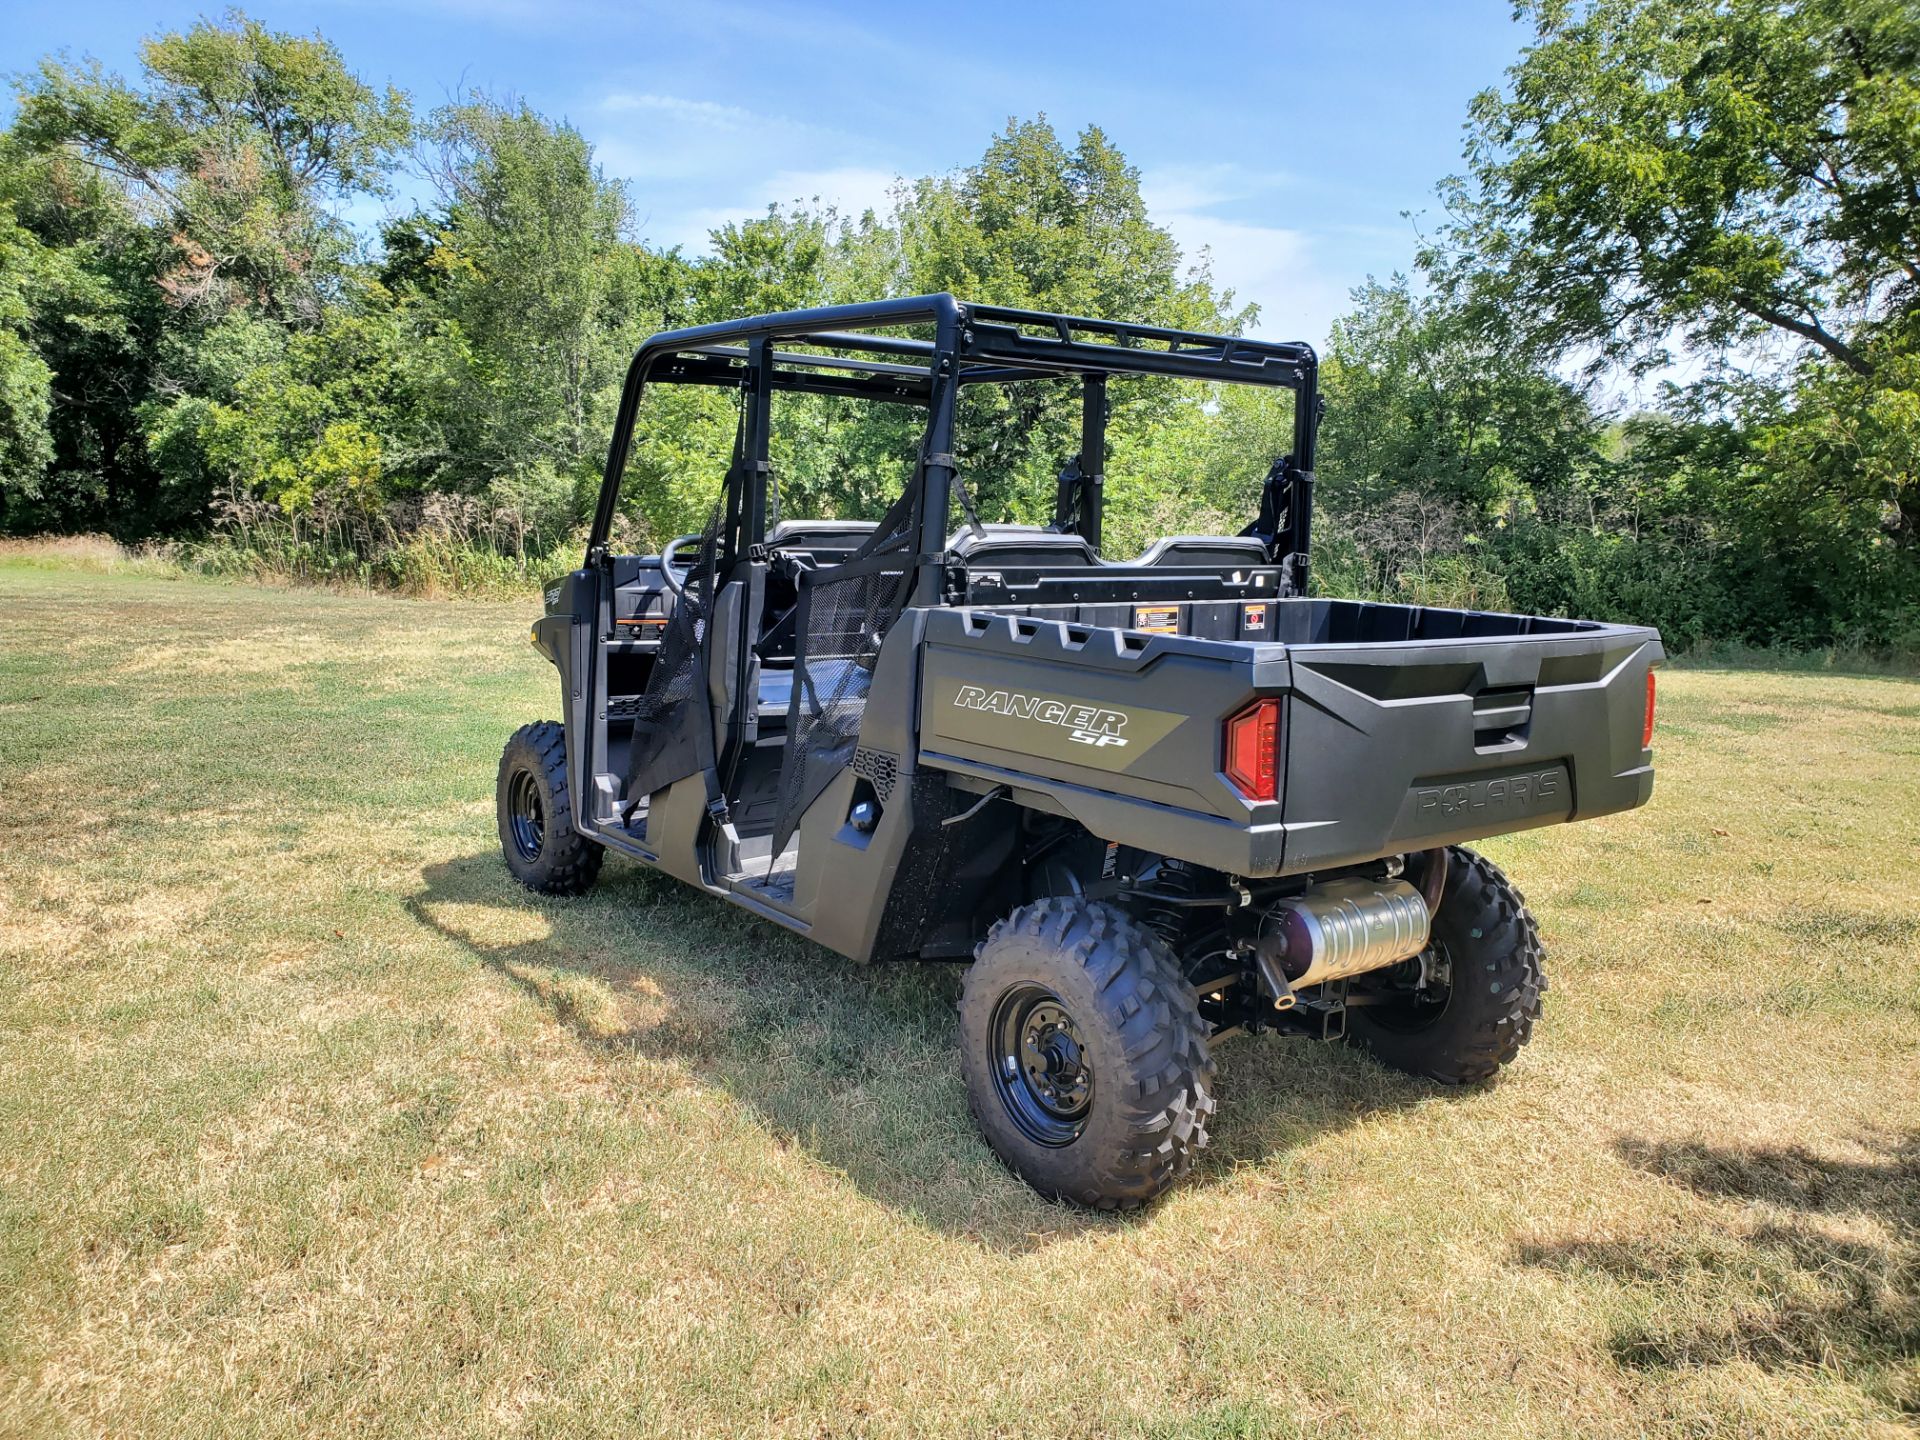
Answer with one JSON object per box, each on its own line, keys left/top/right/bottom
{"left": 587, "top": 293, "right": 1321, "bottom": 600}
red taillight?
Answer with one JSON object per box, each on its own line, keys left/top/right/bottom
{"left": 1643, "top": 670, "right": 1658, "bottom": 749}
{"left": 1224, "top": 697, "right": 1282, "bottom": 802}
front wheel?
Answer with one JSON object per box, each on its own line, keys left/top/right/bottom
{"left": 1348, "top": 846, "right": 1546, "bottom": 1084}
{"left": 958, "top": 898, "right": 1215, "bottom": 1210}
{"left": 497, "top": 722, "right": 604, "bottom": 896}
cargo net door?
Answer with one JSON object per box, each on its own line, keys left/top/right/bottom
{"left": 767, "top": 484, "right": 918, "bottom": 859}
{"left": 623, "top": 501, "right": 724, "bottom": 811}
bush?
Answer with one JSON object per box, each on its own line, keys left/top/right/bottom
{"left": 184, "top": 490, "right": 577, "bottom": 596}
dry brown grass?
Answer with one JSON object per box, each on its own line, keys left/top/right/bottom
{"left": 0, "top": 534, "right": 148, "bottom": 570}
{"left": 1, "top": 558, "right": 1916, "bottom": 1439}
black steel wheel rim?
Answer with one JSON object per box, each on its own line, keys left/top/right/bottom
{"left": 989, "top": 983, "right": 1093, "bottom": 1147}
{"left": 507, "top": 768, "right": 546, "bottom": 861}
{"left": 1363, "top": 940, "right": 1454, "bottom": 1033}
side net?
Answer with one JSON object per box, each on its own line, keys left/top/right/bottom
{"left": 767, "top": 480, "right": 921, "bottom": 859}
{"left": 623, "top": 499, "right": 724, "bottom": 813}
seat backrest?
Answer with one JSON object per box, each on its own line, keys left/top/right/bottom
{"left": 768, "top": 519, "right": 879, "bottom": 546}
{"left": 948, "top": 524, "right": 1100, "bottom": 568}
{"left": 1132, "top": 535, "right": 1272, "bottom": 568}
{"left": 766, "top": 519, "right": 880, "bottom": 565}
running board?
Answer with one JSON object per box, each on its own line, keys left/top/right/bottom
{"left": 589, "top": 820, "right": 657, "bottom": 864}
{"left": 721, "top": 855, "right": 801, "bottom": 914}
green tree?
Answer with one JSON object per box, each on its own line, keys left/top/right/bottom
{"left": 3, "top": 10, "right": 411, "bottom": 532}
{"left": 695, "top": 206, "right": 842, "bottom": 322}
{"left": 898, "top": 118, "right": 1243, "bottom": 525}
{"left": 1319, "top": 277, "right": 1602, "bottom": 517}
{"left": 674, "top": 119, "right": 1246, "bottom": 542}
{"left": 13, "top": 8, "right": 409, "bottom": 324}
{"left": 0, "top": 137, "right": 172, "bottom": 531}
{"left": 0, "top": 199, "right": 56, "bottom": 502}
{"left": 678, "top": 204, "right": 917, "bottom": 536}
{"left": 1296, "top": 279, "right": 1597, "bottom": 605}
{"left": 1439, "top": 0, "right": 1919, "bottom": 379}
{"left": 1431, "top": 0, "right": 1919, "bottom": 639}
{"left": 418, "top": 97, "right": 686, "bottom": 500}
{"left": 196, "top": 295, "right": 443, "bottom": 510}
{"left": 900, "top": 119, "right": 1234, "bottom": 329}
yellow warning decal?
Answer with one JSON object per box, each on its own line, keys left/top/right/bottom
{"left": 1242, "top": 603, "right": 1268, "bottom": 630}
{"left": 1132, "top": 605, "right": 1180, "bottom": 634}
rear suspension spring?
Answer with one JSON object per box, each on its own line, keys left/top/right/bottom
{"left": 1140, "top": 857, "right": 1197, "bottom": 951}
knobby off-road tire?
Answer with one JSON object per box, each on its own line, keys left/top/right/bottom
{"left": 959, "top": 898, "right": 1215, "bottom": 1211}
{"left": 1349, "top": 846, "right": 1546, "bottom": 1084}
{"left": 497, "top": 721, "right": 604, "bottom": 896}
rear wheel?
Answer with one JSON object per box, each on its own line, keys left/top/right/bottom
{"left": 959, "top": 898, "right": 1215, "bottom": 1210}
{"left": 497, "top": 722, "right": 604, "bottom": 896}
{"left": 1348, "top": 846, "right": 1545, "bottom": 1084}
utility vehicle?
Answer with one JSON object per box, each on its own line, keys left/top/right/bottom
{"left": 497, "top": 295, "right": 1662, "bottom": 1209}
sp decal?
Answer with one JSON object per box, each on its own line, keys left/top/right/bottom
{"left": 952, "top": 685, "right": 1131, "bottom": 747}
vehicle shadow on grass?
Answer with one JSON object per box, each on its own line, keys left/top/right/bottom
{"left": 407, "top": 850, "right": 1434, "bottom": 1251}
{"left": 1514, "top": 1132, "right": 1919, "bottom": 1410}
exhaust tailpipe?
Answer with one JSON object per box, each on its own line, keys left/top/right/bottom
{"left": 1253, "top": 877, "right": 1431, "bottom": 1008}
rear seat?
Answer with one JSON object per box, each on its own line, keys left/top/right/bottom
{"left": 1131, "top": 535, "right": 1271, "bottom": 567}
{"left": 752, "top": 524, "right": 1265, "bottom": 727}
{"left": 948, "top": 525, "right": 1267, "bottom": 569}
{"left": 755, "top": 657, "right": 872, "bottom": 724}
{"left": 947, "top": 524, "right": 1100, "bottom": 567}
{"left": 753, "top": 520, "right": 890, "bottom": 731}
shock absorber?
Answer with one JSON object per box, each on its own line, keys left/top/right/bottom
{"left": 1140, "top": 857, "right": 1197, "bottom": 951}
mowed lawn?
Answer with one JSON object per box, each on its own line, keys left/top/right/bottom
{"left": 1, "top": 560, "right": 1916, "bottom": 1440}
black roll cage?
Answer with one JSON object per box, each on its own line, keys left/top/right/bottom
{"left": 587, "top": 293, "right": 1321, "bottom": 602}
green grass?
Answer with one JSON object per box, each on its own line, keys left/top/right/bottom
{"left": 2, "top": 560, "right": 1917, "bottom": 1439}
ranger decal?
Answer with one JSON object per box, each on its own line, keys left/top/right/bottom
{"left": 953, "top": 685, "right": 1130, "bottom": 747}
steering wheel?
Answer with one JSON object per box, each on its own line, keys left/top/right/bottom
{"left": 657, "top": 534, "right": 702, "bottom": 597}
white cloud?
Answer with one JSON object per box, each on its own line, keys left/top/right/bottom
{"left": 1157, "top": 211, "right": 1351, "bottom": 350}
{"left": 758, "top": 166, "right": 902, "bottom": 220}
{"left": 657, "top": 167, "right": 901, "bottom": 253}
{"left": 598, "top": 93, "right": 755, "bottom": 128}
{"left": 1140, "top": 165, "right": 1292, "bottom": 216}
{"left": 1140, "top": 166, "right": 1350, "bottom": 349}
{"left": 588, "top": 87, "right": 899, "bottom": 245}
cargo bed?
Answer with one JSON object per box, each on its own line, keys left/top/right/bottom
{"left": 915, "top": 595, "right": 1661, "bottom": 879}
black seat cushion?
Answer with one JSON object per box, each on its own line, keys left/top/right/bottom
{"left": 767, "top": 519, "right": 879, "bottom": 547}
{"left": 947, "top": 524, "right": 1100, "bottom": 568}
{"left": 754, "top": 658, "right": 873, "bottom": 724}
{"left": 765, "top": 520, "right": 881, "bottom": 566}
{"left": 1131, "top": 535, "right": 1272, "bottom": 567}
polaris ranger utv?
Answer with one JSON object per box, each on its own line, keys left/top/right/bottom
{"left": 498, "top": 295, "right": 1662, "bottom": 1209}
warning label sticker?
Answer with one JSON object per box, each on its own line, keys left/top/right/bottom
{"left": 1132, "top": 605, "right": 1180, "bottom": 634}
{"left": 1242, "top": 603, "right": 1268, "bottom": 631}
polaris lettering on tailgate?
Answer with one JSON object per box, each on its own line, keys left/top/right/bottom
{"left": 1417, "top": 769, "right": 1559, "bottom": 817}
{"left": 1392, "top": 762, "right": 1572, "bottom": 840}
{"left": 929, "top": 676, "right": 1186, "bottom": 773}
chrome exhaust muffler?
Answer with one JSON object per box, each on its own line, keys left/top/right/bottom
{"left": 1252, "top": 877, "right": 1431, "bottom": 1010}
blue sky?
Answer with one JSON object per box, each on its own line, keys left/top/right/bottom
{"left": 5, "top": 1, "right": 1535, "bottom": 349}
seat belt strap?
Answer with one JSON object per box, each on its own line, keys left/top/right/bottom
{"left": 927, "top": 449, "right": 985, "bottom": 540}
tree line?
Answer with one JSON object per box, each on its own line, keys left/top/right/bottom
{"left": 1, "top": 2, "right": 1914, "bottom": 650}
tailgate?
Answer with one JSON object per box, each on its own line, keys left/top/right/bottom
{"left": 1280, "top": 625, "right": 1661, "bottom": 873}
